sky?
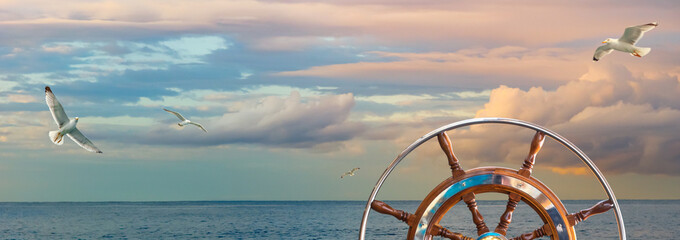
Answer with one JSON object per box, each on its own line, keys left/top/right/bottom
{"left": 0, "top": 0, "right": 679, "bottom": 202}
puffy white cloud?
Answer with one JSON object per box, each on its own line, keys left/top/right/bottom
{"left": 142, "top": 91, "right": 364, "bottom": 149}
{"left": 463, "top": 63, "right": 680, "bottom": 175}
{"left": 553, "top": 102, "right": 680, "bottom": 174}
{"left": 352, "top": 61, "right": 680, "bottom": 176}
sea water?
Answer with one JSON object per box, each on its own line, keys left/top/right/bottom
{"left": 0, "top": 200, "right": 676, "bottom": 239}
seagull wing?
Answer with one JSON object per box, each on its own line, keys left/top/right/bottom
{"left": 163, "top": 108, "right": 187, "bottom": 121}
{"left": 66, "top": 128, "right": 102, "bottom": 153}
{"left": 189, "top": 122, "right": 208, "bottom": 132}
{"left": 45, "top": 86, "right": 70, "bottom": 128}
{"left": 351, "top": 168, "right": 360, "bottom": 173}
{"left": 593, "top": 45, "right": 613, "bottom": 62}
{"left": 619, "top": 22, "right": 657, "bottom": 45}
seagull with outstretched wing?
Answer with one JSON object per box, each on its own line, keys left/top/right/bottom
{"left": 45, "top": 86, "right": 102, "bottom": 153}
{"left": 163, "top": 108, "right": 207, "bottom": 133}
{"left": 341, "top": 167, "right": 360, "bottom": 179}
{"left": 593, "top": 22, "right": 658, "bottom": 61}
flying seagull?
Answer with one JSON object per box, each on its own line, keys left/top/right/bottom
{"left": 45, "top": 86, "right": 102, "bottom": 153}
{"left": 341, "top": 168, "right": 360, "bottom": 179}
{"left": 593, "top": 22, "right": 658, "bottom": 61}
{"left": 163, "top": 108, "right": 207, "bottom": 132}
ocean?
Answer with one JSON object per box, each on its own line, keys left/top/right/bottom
{"left": 0, "top": 200, "right": 676, "bottom": 239}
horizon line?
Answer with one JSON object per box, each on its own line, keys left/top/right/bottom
{"left": 0, "top": 199, "right": 677, "bottom": 203}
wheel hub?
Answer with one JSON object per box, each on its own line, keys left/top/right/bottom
{"left": 477, "top": 232, "right": 507, "bottom": 240}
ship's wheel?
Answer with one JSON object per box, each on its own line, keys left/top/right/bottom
{"left": 359, "top": 118, "right": 626, "bottom": 240}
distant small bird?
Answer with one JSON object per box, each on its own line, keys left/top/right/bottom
{"left": 341, "top": 168, "right": 360, "bottom": 179}
{"left": 163, "top": 108, "right": 207, "bottom": 132}
{"left": 593, "top": 22, "right": 658, "bottom": 61}
{"left": 45, "top": 86, "right": 102, "bottom": 153}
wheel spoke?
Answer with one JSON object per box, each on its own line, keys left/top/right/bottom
{"left": 494, "top": 193, "right": 521, "bottom": 235}
{"left": 462, "top": 192, "right": 489, "bottom": 235}
{"left": 370, "top": 200, "right": 417, "bottom": 227}
{"left": 567, "top": 199, "right": 614, "bottom": 226}
{"left": 430, "top": 224, "right": 474, "bottom": 240}
{"left": 518, "top": 131, "right": 546, "bottom": 177}
{"left": 509, "top": 224, "right": 550, "bottom": 240}
{"left": 438, "top": 132, "right": 465, "bottom": 177}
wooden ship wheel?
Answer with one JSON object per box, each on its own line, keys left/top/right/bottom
{"left": 359, "top": 118, "right": 626, "bottom": 240}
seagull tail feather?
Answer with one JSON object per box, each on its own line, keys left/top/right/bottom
{"left": 635, "top": 47, "right": 651, "bottom": 57}
{"left": 49, "top": 130, "right": 64, "bottom": 145}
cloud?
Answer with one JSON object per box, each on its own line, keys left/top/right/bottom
{"left": 84, "top": 116, "right": 156, "bottom": 127}
{"left": 15, "top": 36, "right": 228, "bottom": 74}
{"left": 42, "top": 44, "right": 73, "bottom": 54}
{"left": 140, "top": 91, "right": 364, "bottom": 149}
{"left": 549, "top": 102, "right": 680, "bottom": 174}
{"left": 463, "top": 63, "right": 680, "bottom": 175}
{"left": 356, "top": 94, "right": 437, "bottom": 106}
{"left": 276, "top": 47, "right": 589, "bottom": 89}
{"left": 0, "top": 129, "right": 8, "bottom": 142}
{"left": 550, "top": 167, "right": 588, "bottom": 175}
{"left": 1, "top": 0, "right": 677, "bottom": 51}
{"left": 2, "top": 0, "right": 677, "bottom": 101}
{"left": 0, "top": 0, "right": 677, "bottom": 168}
{"left": 0, "top": 1, "right": 673, "bottom": 55}
{"left": 0, "top": 36, "right": 237, "bottom": 106}
{"left": 0, "top": 111, "right": 54, "bottom": 151}
{"left": 249, "top": 36, "right": 336, "bottom": 52}
{"left": 6, "top": 94, "right": 37, "bottom": 103}
{"left": 347, "top": 60, "right": 680, "bottom": 176}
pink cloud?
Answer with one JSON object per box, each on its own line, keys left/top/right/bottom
{"left": 7, "top": 94, "right": 37, "bottom": 103}
{"left": 1, "top": 0, "right": 677, "bottom": 48}
{"left": 277, "top": 47, "right": 589, "bottom": 88}
{"left": 468, "top": 63, "right": 680, "bottom": 175}
{"left": 357, "top": 59, "right": 680, "bottom": 175}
